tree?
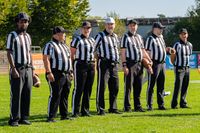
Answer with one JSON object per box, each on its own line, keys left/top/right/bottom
{"left": 165, "top": 0, "right": 200, "bottom": 50}
{"left": 29, "top": 0, "right": 90, "bottom": 47}
{"left": 0, "top": 0, "right": 90, "bottom": 49}
{"left": 0, "top": 0, "right": 36, "bottom": 49}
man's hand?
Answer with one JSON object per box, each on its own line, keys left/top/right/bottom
{"left": 123, "top": 66, "right": 129, "bottom": 76}
{"left": 11, "top": 68, "right": 19, "bottom": 78}
{"left": 47, "top": 73, "right": 55, "bottom": 82}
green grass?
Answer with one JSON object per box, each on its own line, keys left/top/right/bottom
{"left": 0, "top": 69, "right": 200, "bottom": 133}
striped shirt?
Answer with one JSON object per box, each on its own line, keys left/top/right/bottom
{"left": 173, "top": 40, "right": 193, "bottom": 67}
{"left": 70, "top": 34, "right": 95, "bottom": 61}
{"left": 6, "top": 31, "right": 32, "bottom": 65}
{"left": 145, "top": 33, "right": 166, "bottom": 63}
{"left": 43, "top": 38, "right": 72, "bottom": 72}
{"left": 94, "top": 30, "right": 119, "bottom": 61}
{"left": 121, "top": 31, "right": 144, "bottom": 61}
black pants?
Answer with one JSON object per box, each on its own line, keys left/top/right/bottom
{"left": 9, "top": 67, "right": 32, "bottom": 123}
{"left": 47, "top": 69, "right": 71, "bottom": 119}
{"left": 124, "top": 62, "right": 143, "bottom": 110}
{"left": 72, "top": 60, "right": 95, "bottom": 115}
{"left": 171, "top": 67, "right": 190, "bottom": 108}
{"left": 96, "top": 59, "right": 119, "bottom": 113}
{"left": 146, "top": 62, "right": 165, "bottom": 108}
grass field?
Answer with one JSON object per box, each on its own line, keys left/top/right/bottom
{"left": 0, "top": 69, "right": 200, "bottom": 133}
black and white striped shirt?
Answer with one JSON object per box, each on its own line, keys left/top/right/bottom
{"left": 121, "top": 31, "right": 144, "bottom": 61}
{"left": 6, "top": 31, "right": 32, "bottom": 65}
{"left": 173, "top": 40, "right": 193, "bottom": 67}
{"left": 43, "top": 38, "right": 72, "bottom": 72}
{"left": 70, "top": 34, "right": 95, "bottom": 61}
{"left": 94, "top": 30, "right": 119, "bottom": 61}
{"left": 145, "top": 33, "right": 166, "bottom": 63}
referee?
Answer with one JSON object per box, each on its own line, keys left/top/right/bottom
{"left": 171, "top": 28, "right": 192, "bottom": 109}
{"left": 95, "top": 17, "right": 121, "bottom": 115}
{"left": 70, "top": 21, "right": 95, "bottom": 117}
{"left": 6, "top": 12, "right": 33, "bottom": 126}
{"left": 121, "top": 19, "right": 152, "bottom": 112}
{"left": 43, "top": 26, "right": 73, "bottom": 122}
{"left": 145, "top": 22, "right": 175, "bottom": 111}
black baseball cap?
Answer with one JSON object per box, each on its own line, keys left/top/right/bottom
{"left": 53, "top": 26, "right": 67, "bottom": 34}
{"left": 82, "top": 21, "right": 92, "bottom": 27}
{"left": 179, "top": 28, "right": 188, "bottom": 34}
{"left": 15, "top": 12, "right": 30, "bottom": 22}
{"left": 152, "top": 22, "right": 165, "bottom": 29}
{"left": 128, "top": 19, "right": 138, "bottom": 25}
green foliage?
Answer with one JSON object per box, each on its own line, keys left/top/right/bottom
{"left": 166, "top": 0, "right": 200, "bottom": 50}
{"left": 0, "top": 0, "right": 90, "bottom": 49}
{"left": 29, "top": 0, "right": 89, "bottom": 47}
{"left": 0, "top": 0, "right": 35, "bottom": 49}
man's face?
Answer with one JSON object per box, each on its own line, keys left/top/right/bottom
{"left": 105, "top": 23, "right": 115, "bottom": 34}
{"left": 179, "top": 32, "right": 188, "bottom": 41}
{"left": 17, "top": 19, "right": 29, "bottom": 31}
{"left": 57, "top": 32, "right": 65, "bottom": 42}
{"left": 81, "top": 26, "right": 92, "bottom": 37}
{"left": 153, "top": 28, "right": 163, "bottom": 36}
{"left": 128, "top": 23, "right": 138, "bottom": 33}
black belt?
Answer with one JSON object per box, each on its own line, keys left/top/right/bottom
{"left": 100, "top": 57, "right": 119, "bottom": 64}
{"left": 153, "top": 60, "right": 165, "bottom": 64}
{"left": 15, "top": 63, "right": 33, "bottom": 70}
{"left": 75, "top": 59, "right": 95, "bottom": 64}
{"left": 51, "top": 68, "right": 71, "bottom": 75}
{"left": 175, "top": 66, "right": 190, "bottom": 69}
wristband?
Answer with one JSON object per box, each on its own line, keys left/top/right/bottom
{"left": 122, "top": 62, "right": 127, "bottom": 67}
{"left": 46, "top": 72, "right": 52, "bottom": 75}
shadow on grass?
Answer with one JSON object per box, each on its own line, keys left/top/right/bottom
{"left": 122, "top": 112, "right": 200, "bottom": 118}
{"left": 0, "top": 114, "right": 47, "bottom": 127}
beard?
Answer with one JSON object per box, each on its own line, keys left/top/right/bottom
{"left": 18, "top": 26, "right": 28, "bottom": 32}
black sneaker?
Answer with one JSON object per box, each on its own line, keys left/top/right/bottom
{"left": 47, "top": 118, "right": 56, "bottom": 122}
{"left": 108, "top": 110, "right": 122, "bottom": 114}
{"left": 147, "top": 106, "right": 153, "bottom": 111}
{"left": 180, "top": 105, "right": 190, "bottom": 108}
{"left": 81, "top": 113, "right": 92, "bottom": 117}
{"left": 8, "top": 121, "right": 19, "bottom": 127}
{"left": 98, "top": 110, "right": 105, "bottom": 116}
{"left": 19, "top": 120, "right": 31, "bottom": 125}
{"left": 158, "top": 106, "right": 166, "bottom": 110}
{"left": 171, "top": 106, "right": 178, "bottom": 109}
{"left": 60, "top": 116, "right": 73, "bottom": 120}
{"left": 124, "top": 108, "right": 132, "bottom": 112}
{"left": 71, "top": 114, "right": 79, "bottom": 118}
{"left": 134, "top": 107, "right": 145, "bottom": 112}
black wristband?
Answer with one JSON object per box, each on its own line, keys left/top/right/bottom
{"left": 122, "top": 62, "right": 127, "bottom": 67}
{"left": 46, "top": 72, "right": 52, "bottom": 75}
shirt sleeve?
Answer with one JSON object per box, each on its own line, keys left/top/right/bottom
{"left": 70, "top": 37, "right": 79, "bottom": 48}
{"left": 145, "top": 36, "right": 153, "bottom": 51}
{"left": 6, "top": 33, "right": 14, "bottom": 51}
{"left": 43, "top": 42, "right": 52, "bottom": 56}
{"left": 120, "top": 34, "right": 127, "bottom": 48}
{"left": 94, "top": 33, "right": 102, "bottom": 52}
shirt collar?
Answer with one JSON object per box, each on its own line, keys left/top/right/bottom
{"left": 16, "top": 30, "right": 26, "bottom": 35}
{"left": 81, "top": 34, "right": 87, "bottom": 39}
{"left": 52, "top": 38, "right": 60, "bottom": 44}
{"left": 103, "top": 29, "right": 114, "bottom": 36}
{"left": 152, "top": 33, "right": 158, "bottom": 38}
{"left": 179, "top": 39, "right": 188, "bottom": 45}
{"left": 127, "top": 31, "right": 137, "bottom": 37}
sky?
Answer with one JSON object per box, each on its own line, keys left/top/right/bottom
{"left": 88, "top": 0, "right": 196, "bottom": 18}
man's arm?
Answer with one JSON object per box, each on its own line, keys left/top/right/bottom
{"left": 43, "top": 55, "right": 54, "bottom": 82}
{"left": 121, "top": 48, "right": 129, "bottom": 76}
{"left": 7, "top": 50, "right": 19, "bottom": 78}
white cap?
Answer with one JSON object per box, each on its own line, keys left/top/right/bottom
{"left": 105, "top": 17, "right": 115, "bottom": 24}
